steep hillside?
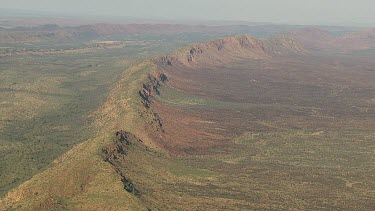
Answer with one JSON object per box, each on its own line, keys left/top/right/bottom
{"left": 0, "top": 61, "right": 156, "bottom": 210}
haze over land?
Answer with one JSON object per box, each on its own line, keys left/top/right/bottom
{"left": 1, "top": 0, "right": 375, "bottom": 26}
{"left": 0, "top": 1, "right": 374, "bottom": 210}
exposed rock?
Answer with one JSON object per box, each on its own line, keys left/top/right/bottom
{"left": 138, "top": 71, "right": 168, "bottom": 132}
{"left": 102, "top": 131, "right": 142, "bottom": 197}
{"left": 140, "top": 72, "right": 168, "bottom": 107}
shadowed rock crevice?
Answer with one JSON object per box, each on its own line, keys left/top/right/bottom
{"left": 102, "top": 131, "right": 142, "bottom": 197}
{"left": 140, "top": 72, "right": 168, "bottom": 107}
{"left": 139, "top": 72, "right": 168, "bottom": 132}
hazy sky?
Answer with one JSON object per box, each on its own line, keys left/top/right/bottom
{"left": 1, "top": 0, "right": 374, "bottom": 25}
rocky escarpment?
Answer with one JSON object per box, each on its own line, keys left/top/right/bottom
{"left": 156, "top": 35, "right": 307, "bottom": 67}
{"left": 139, "top": 71, "right": 168, "bottom": 133}
{"left": 102, "top": 131, "right": 142, "bottom": 197}
{"left": 139, "top": 72, "right": 168, "bottom": 109}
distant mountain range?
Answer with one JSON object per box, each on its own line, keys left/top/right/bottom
{"left": 0, "top": 23, "right": 296, "bottom": 43}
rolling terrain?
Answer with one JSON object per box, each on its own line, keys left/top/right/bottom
{"left": 1, "top": 33, "right": 374, "bottom": 210}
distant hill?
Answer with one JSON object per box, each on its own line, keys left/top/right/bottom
{"left": 290, "top": 27, "right": 375, "bottom": 51}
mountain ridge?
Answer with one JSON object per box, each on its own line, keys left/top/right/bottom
{"left": 157, "top": 34, "right": 307, "bottom": 67}
{"left": 0, "top": 35, "right": 317, "bottom": 210}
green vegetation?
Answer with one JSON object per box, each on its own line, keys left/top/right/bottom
{"left": 0, "top": 51, "right": 125, "bottom": 195}
{"left": 155, "top": 85, "right": 214, "bottom": 107}
{"left": 169, "top": 162, "right": 216, "bottom": 178}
